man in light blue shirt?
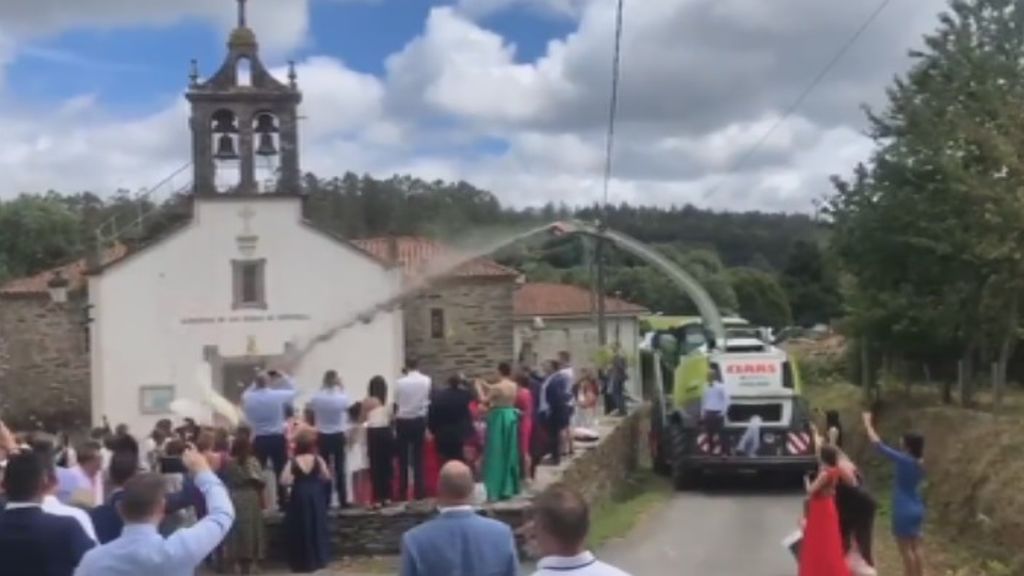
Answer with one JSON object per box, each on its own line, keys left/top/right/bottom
{"left": 73, "top": 446, "right": 235, "bottom": 576}
{"left": 700, "top": 367, "right": 730, "bottom": 456}
{"left": 309, "top": 369, "right": 351, "bottom": 507}
{"left": 242, "top": 369, "right": 298, "bottom": 510}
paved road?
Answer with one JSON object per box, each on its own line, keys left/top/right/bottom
{"left": 600, "top": 482, "right": 803, "bottom": 576}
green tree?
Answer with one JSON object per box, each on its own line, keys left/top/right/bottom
{"left": 828, "top": 0, "right": 1024, "bottom": 405}
{"left": 0, "top": 195, "right": 82, "bottom": 281}
{"left": 781, "top": 240, "right": 841, "bottom": 327}
{"left": 728, "top": 268, "right": 793, "bottom": 328}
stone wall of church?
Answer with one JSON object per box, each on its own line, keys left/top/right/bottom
{"left": 0, "top": 296, "right": 91, "bottom": 430}
{"left": 403, "top": 280, "right": 516, "bottom": 380}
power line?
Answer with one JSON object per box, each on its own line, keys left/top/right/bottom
{"left": 702, "top": 0, "right": 896, "bottom": 200}
{"left": 601, "top": 0, "right": 626, "bottom": 214}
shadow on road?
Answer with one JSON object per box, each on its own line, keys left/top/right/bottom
{"left": 686, "top": 470, "right": 807, "bottom": 496}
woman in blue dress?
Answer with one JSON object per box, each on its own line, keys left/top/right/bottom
{"left": 862, "top": 412, "right": 925, "bottom": 576}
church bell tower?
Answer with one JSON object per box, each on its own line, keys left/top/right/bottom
{"left": 187, "top": 0, "right": 303, "bottom": 196}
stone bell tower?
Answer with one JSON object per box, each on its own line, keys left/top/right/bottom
{"left": 186, "top": 0, "right": 303, "bottom": 196}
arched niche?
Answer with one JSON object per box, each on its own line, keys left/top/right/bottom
{"left": 211, "top": 109, "right": 241, "bottom": 192}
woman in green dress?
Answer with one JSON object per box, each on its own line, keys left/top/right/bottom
{"left": 477, "top": 362, "right": 521, "bottom": 502}
{"left": 221, "top": 427, "right": 266, "bottom": 575}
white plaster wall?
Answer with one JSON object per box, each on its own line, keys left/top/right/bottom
{"left": 89, "top": 197, "right": 404, "bottom": 433}
{"left": 514, "top": 315, "right": 642, "bottom": 400}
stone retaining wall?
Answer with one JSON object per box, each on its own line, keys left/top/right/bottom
{"left": 266, "top": 407, "right": 650, "bottom": 558}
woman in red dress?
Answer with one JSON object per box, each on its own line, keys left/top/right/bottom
{"left": 800, "top": 444, "right": 851, "bottom": 576}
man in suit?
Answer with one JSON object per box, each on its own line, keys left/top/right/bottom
{"left": 0, "top": 451, "right": 95, "bottom": 576}
{"left": 400, "top": 461, "right": 518, "bottom": 576}
{"left": 428, "top": 375, "right": 475, "bottom": 464}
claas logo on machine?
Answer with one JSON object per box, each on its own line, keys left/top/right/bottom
{"left": 724, "top": 363, "right": 778, "bottom": 375}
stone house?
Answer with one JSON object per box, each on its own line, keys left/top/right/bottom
{"left": 0, "top": 245, "right": 125, "bottom": 430}
{"left": 513, "top": 282, "right": 648, "bottom": 399}
{"left": 353, "top": 236, "right": 518, "bottom": 382}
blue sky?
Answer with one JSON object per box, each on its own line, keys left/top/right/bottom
{"left": 0, "top": 0, "right": 946, "bottom": 210}
{"left": 7, "top": 1, "right": 573, "bottom": 114}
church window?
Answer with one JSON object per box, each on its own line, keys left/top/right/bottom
{"left": 430, "top": 308, "right": 445, "bottom": 339}
{"left": 232, "top": 259, "right": 267, "bottom": 310}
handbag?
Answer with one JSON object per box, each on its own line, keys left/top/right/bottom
{"left": 781, "top": 529, "right": 802, "bottom": 560}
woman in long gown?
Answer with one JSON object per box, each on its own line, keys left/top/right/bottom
{"left": 799, "top": 444, "right": 850, "bottom": 576}
{"left": 863, "top": 412, "right": 925, "bottom": 576}
{"left": 828, "top": 427, "right": 877, "bottom": 573}
{"left": 281, "top": 428, "right": 331, "bottom": 574}
{"left": 221, "top": 428, "right": 266, "bottom": 575}
{"left": 478, "top": 364, "right": 521, "bottom": 502}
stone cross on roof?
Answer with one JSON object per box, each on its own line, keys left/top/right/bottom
{"left": 239, "top": 205, "right": 256, "bottom": 234}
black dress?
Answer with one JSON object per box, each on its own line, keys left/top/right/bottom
{"left": 835, "top": 470, "right": 877, "bottom": 566}
{"left": 284, "top": 459, "right": 330, "bottom": 573}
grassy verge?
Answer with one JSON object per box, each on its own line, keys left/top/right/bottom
{"left": 588, "top": 471, "right": 673, "bottom": 548}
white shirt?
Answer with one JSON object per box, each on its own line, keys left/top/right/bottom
{"left": 394, "top": 370, "right": 431, "bottom": 419}
{"left": 532, "top": 552, "right": 632, "bottom": 576}
{"left": 43, "top": 495, "right": 98, "bottom": 542}
{"left": 309, "top": 388, "right": 351, "bottom": 434}
{"left": 701, "top": 381, "right": 729, "bottom": 415}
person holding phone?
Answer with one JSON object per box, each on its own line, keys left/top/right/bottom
{"left": 74, "top": 444, "right": 235, "bottom": 576}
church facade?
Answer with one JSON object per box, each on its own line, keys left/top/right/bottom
{"left": 0, "top": 5, "right": 518, "bottom": 432}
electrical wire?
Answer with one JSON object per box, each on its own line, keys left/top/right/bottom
{"left": 702, "top": 0, "right": 897, "bottom": 200}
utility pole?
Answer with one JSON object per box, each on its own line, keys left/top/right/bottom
{"left": 597, "top": 0, "right": 625, "bottom": 347}
{"left": 596, "top": 225, "right": 608, "bottom": 346}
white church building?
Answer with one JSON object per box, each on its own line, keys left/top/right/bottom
{"left": 0, "top": 3, "right": 524, "bottom": 433}
{"left": 84, "top": 6, "right": 407, "bottom": 433}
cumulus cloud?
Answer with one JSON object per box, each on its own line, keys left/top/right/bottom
{"left": 0, "top": 0, "right": 958, "bottom": 212}
{"left": 0, "top": 0, "right": 309, "bottom": 55}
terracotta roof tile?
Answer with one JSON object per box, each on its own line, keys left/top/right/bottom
{"left": 0, "top": 244, "right": 128, "bottom": 296}
{"left": 514, "top": 282, "right": 648, "bottom": 318}
{"left": 352, "top": 236, "right": 518, "bottom": 279}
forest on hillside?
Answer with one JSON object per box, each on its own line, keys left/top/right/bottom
{"left": 0, "top": 172, "right": 841, "bottom": 329}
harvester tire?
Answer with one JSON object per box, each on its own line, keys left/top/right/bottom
{"left": 668, "top": 422, "right": 698, "bottom": 490}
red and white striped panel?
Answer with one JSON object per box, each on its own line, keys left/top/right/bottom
{"left": 696, "top": 433, "right": 723, "bottom": 455}
{"left": 786, "top": 431, "right": 812, "bottom": 455}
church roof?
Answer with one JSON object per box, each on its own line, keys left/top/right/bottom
{"left": 514, "top": 282, "right": 648, "bottom": 318}
{"left": 0, "top": 244, "right": 128, "bottom": 298}
{"left": 352, "top": 236, "right": 518, "bottom": 280}
{"left": 0, "top": 234, "right": 515, "bottom": 298}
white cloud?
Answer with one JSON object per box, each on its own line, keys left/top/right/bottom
{"left": 0, "top": 0, "right": 309, "bottom": 55}
{"left": 0, "top": 0, "right": 960, "bottom": 213}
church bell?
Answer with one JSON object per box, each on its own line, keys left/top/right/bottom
{"left": 255, "top": 113, "right": 279, "bottom": 133}
{"left": 255, "top": 133, "right": 278, "bottom": 156}
{"left": 212, "top": 112, "right": 238, "bottom": 134}
{"left": 214, "top": 134, "right": 240, "bottom": 160}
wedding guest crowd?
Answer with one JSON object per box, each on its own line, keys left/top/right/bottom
{"left": 0, "top": 349, "right": 632, "bottom": 575}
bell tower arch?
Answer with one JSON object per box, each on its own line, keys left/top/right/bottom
{"left": 187, "top": 0, "right": 302, "bottom": 196}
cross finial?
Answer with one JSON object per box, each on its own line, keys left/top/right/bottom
{"left": 239, "top": 206, "right": 256, "bottom": 233}
{"left": 237, "top": 0, "right": 248, "bottom": 28}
